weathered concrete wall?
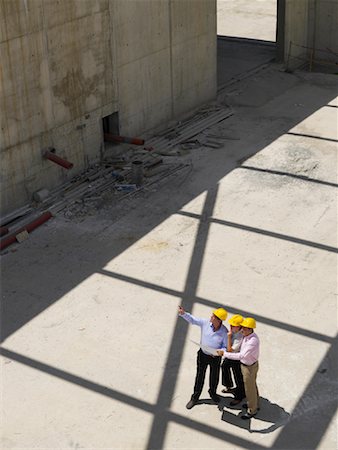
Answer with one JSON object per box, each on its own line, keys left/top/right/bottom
{"left": 1, "top": 0, "right": 217, "bottom": 215}
{"left": 115, "top": 0, "right": 217, "bottom": 135}
{"left": 171, "top": 0, "right": 216, "bottom": 118}
{"left": 114, "top": 0, "right": 172, "bottom": 135}
{"left": 284, "top": 0, "right": 338, "bottom": 68}
{"left": 313, "top": 0, "right": 338, "bottom": 63}
{"left": 0, "top": 0, "right": 118, "bottom": 215}
{"left": 284, "top": 0, "right": 311, "bottom": 65}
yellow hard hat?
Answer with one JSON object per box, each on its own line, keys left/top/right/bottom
{"left": 241, "top": 317, "right": 256, "bottom": 329}
{"left": 229, "top": 314, "right": 243, "bottom": 327}
{"left": 213, "top": 308, "right": 227, "bottom": 321}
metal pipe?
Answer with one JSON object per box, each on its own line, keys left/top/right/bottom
{"left": 104, "top": 133, "right": 145, "bottom": 146}
{"left": 0, "top": 226, "right": 9, "bottom": 237}
{"left": 0, "top": 211, "right": 53, "bottom": 251}
{"left": 44, "top": 151, "right": 74, "bottom": 169}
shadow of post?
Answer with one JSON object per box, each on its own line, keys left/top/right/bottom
{"left": 146, "top": 186, "right": 219, "bottom": 450}
{"left": 220, "top": 397, "right": 290, "bottom": 434}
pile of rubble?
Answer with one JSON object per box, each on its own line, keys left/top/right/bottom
{"left": 1, "top": 104, "right": 235, "bottom": 250}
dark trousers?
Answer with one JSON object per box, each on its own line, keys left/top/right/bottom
{"left": 191, "top": 349, "right": 221, "bottom": 401}
{"left": 221, "top": 358, "right": 245, "bottom": 400}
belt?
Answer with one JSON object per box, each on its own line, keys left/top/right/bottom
{"left": 241, "top": 361, "right": 258, "bottom": 367}
{"left": 200, "top": 349, "right": 220, "bottom": 358}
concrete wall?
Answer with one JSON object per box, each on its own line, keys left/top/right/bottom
{"left": 0, "top": 0, "right": 217, "bottom": 216}
{"left": 284, "top": 0, "right": 338, "bottom": 68}
{"left": 313, "top": 0, "right": 338, "bottom": 64}
{"left": 284, "top": 0, "right": 311, "bottom": 66}
{"left": 115, "top": 0, "right": 216, "bottom": 134}
{"left": 0, "top": 0, "right": 118, "bottom": 215}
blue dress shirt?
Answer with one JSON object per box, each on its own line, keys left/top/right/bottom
{"left": 181, "top": 312, "right": 228, "bottom": 356}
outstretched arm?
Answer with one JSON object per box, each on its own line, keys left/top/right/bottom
{"left": 178, "top": 306, "right": 204, "bottom": 326}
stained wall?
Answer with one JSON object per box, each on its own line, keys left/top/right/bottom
{"left": 0, "top": 0, "right": 217, "bottom": 215}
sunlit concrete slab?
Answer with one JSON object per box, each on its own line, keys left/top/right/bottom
{"left": 217, "top": 0, "right": 277, "bottom": 42}
{"left": 1, "top": 65, "right": 337, "bottom": 449}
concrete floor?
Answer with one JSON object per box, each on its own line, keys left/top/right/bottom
{"left": 217, "top": 0, "right": 277, "bottom": 42}
{"left": 217, "top": 37, "right": 275, "bottom": 88}
{"left": 216, "top": 0, "right": 277, "bottom": 89}
{"left": 1, "top": 3, "right": 337, "bottom": 448}
{"left": 1, "top": 57, "right": 337, "bottom": 449}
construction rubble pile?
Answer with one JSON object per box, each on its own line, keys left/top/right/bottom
{"left": 0, "top": 104, "right": 236, "bottom": 251}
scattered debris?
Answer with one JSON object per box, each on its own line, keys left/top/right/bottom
{"left": 115, "top": 184, "right": 137, "bottom": 192}
{"left": 0, "top": 226, "right": 9, "bottom": 237}
{"left": 33, "top": 188, "right": 50, "bottom": 203}
{"left": 0, "top": 103, "right": 234, "bottom": 246}
{"left": 104, "top": 133, "right": 145, "bottom": 145}
{"left": 15, "top": 230, "right": 29, "bottom": 243}
{"left": 146, "top": 104, "right": 233, "bottom": 154}
{"left": 0, "top": 211, "right": 52, "bottom": 251}
{"left": 180, "top": 140, "right": 201, "bottom": 150}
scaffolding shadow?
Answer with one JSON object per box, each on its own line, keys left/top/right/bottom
{"left": 1, "top": 63, "right": 337, "bottom": 449}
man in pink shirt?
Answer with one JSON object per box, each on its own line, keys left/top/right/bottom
{"left": 217, "top": 317, "right": 260, "bottom": 419}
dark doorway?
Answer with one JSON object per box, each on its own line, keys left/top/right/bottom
{"left": 102, "top": 112, "right": 119, "bottom": 135}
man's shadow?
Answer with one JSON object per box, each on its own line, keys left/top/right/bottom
{"left": 218, "top": 396, "right": 290, "bottom": 433}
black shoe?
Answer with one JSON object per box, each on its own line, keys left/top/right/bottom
{"left": 230, "top": 399, "right": 242, "bottom": 406}
{"left": 243, "top": 403, "right": 260, "bottom": 411}
{"left": 186, "top": 399, "right": 197, "bottom": 409}
{"left": 210, "top": 394, "right": 221, "bottom": 403}
{"left": 241, "top": 412, "right": 257, "bottom": 420}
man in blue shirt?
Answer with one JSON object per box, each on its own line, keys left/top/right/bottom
{"left": 178, "top": 306, "right": 228, "bottom": 409}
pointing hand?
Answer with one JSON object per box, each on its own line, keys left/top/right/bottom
{"left": 178, "top": 306, "right": 185, "bottom": 315}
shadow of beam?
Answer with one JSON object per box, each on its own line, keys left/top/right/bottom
{"left": 176, "top": 211, "right": 338, "bottom": 254}
{"left": 239, "top": 165, "right": 338, "bottom": 189}
{"left": 2, "top": 68, "right": 337, "bottom": 346}
{"left": 0, "top": 347, "right": 265, "bottom": 449}
{"left": 146, "top": 186, "right": 219, "bottom": 449}
{"left": 272, "top": 334, "right": 338, "bottom": 449}
{"left": 287, "top": 132, "right": 338, "bottom": 143}
{"left": 217, "top": 35, "right": 276, "bottom": 48}
{"left": 97, "top": 269, "right": 333, "bottom": 344}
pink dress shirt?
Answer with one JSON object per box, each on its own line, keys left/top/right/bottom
{"left": 222, "top": 332, "right": 259, "bottom": 365}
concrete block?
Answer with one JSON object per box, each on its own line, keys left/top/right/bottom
{"left": 33, "top": 189, "right": 50, "bottom": 203}
{"left": 15, "top": 229, "right": 29, "bottom": 243}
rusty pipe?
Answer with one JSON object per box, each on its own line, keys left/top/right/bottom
{"left": 0, "top": 211, "right": 53, "bottom": 251}
{"left": 104, "top": 133, "right": 145, "bottom": 146}
{"left": 0, "top": 226, "right": 9, "bottom": 237}
{"left": 44, "top": 151, "right": 74, "bottom": 169}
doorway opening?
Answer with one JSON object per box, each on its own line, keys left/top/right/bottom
{"left": 217, "top": 0, "right": 283, "bottom": 89}
{"left": 102, "top": 111, "right": 120, "bottom": 136}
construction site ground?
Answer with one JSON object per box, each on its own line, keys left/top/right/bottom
{"left": 1, "top": 17, "right": 338, "bottom": 450}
